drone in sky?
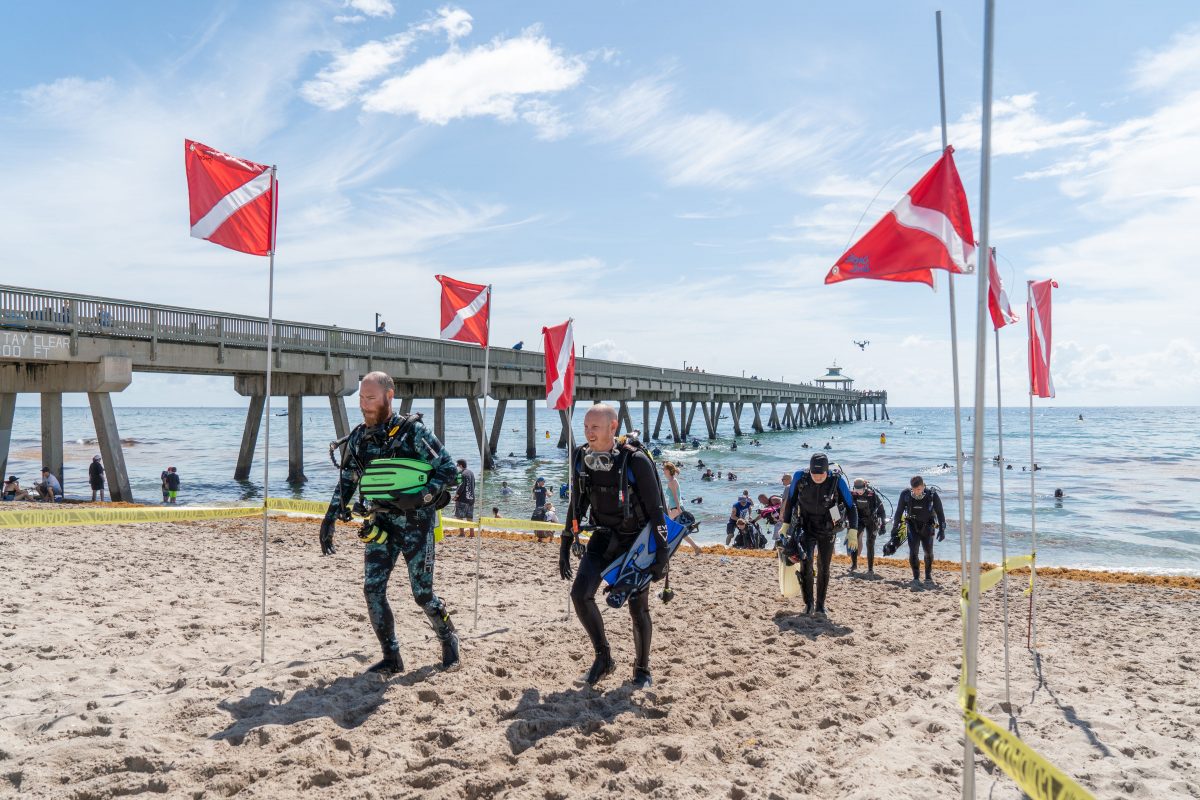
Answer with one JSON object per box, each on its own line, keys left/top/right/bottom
{"left": 853, "top": 340, "right": 870, "bottom": 351}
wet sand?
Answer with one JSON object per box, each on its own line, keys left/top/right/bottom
{"left": 2, "top": 516, "right": 1198, "bottom": 799}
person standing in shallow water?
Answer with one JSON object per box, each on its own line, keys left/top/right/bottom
{"left": 319, "top": 371, "right": 461, "bottom": 675}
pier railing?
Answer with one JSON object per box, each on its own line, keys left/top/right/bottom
{"left": 0, "top": 285, "right": 882, "bottom": 400}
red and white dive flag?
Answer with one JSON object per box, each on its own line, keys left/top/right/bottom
{"left": 825, "top": 146, "right": 975, "bottom": 288}
{"left": 987, "top": 248, "right": 1019, "bottom": 330}
{"left": 542, "top": 320, "right": 575, "bottom": 411}
{"left": 435, "top": 275, "right": 490, "bottom": 347}
{"left": 1027, "top": 278, "right": 1058, "bottom": 398}
{"left": 185, "top": 139, "right": 275, "bottom": 256}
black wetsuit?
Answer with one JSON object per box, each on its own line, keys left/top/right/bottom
{"left": 782, "top": 470, "right": 858, "bottom": 612}
{"left": 565, "top": 445, "right": 667, "bottom": 680}
{"left": 891, "top": 488, "right": 946, "bottom": 581}
{"left": 851, "top": 488, "right": 886, "bottom": 571}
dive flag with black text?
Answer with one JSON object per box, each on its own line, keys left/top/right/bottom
{"left": 542, "top": 319, "right": 575, "bottom": 411}
{"left": 825, "top": 146, "right": 975, "bottom": 288}
{"left": 184, "top": 139, "right": 275, "bottom": 256}
{"left": 436, "top": 275, "right": 490, "bottom": 348}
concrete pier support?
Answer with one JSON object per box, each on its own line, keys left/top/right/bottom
{"left": 684, "top": 402, "right": 699, "bottom": 439}
{"left": 433, "top": 397, "right": 446, "bottom": 443}
{"left": 41, "top": 392, "right": 64, "bottom": 485}
{"left": 664, "top": 402, "right": 681, "bottom": 442}
{"left": 752, "top": 402, "right": 765, "bottom": 434}
{"left": 700, "top": 402, "right": 716, "bottom": 440}
{"left": 330, "top": 395, "right": 350, "bottom": 440}
{"left": 526, "top": 399, "right": 537, "bottom": 459}
{"left": 234, "top": 395, "right": 265, "bottom": 480}
{"left": 399, "top": 396, "right": 414, "bottom": 414}
{"left": 287, "top": 395, "right": 306, "bottom": 484}
{"left": 466, "top": 398, "right": 494, "bottom": 469}
{"left": 0, "top": 393, "right": 15, "bottom": 482}
{"left": 731, "top": 403, "right": 743, "bottom": 436}
{"left": 652, "top": 403, "right": 665, "bottom": 439}
{"left": 557, "top": 406, "right": 574, "bottom": 449}
{"left": 618, "top": 401, "right": 635, "bottom": 435}
{"left": 87, "top": 391, "right": 133, "bottom": 501}
{"left": 642, "top": 400, "right": 651, "bottom": 440}
{"left": 767, "top": 403, "right": 780, "bottom": 431}
{"left": 488, "top": 398, "right": 508, "bottom": 457}
{"left": 711, "top": 401, "right": 723, "bottom": 438}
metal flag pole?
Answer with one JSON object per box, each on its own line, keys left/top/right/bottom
{"left": 472, "top": 285, "right": 493, "bottom": 631}
{"left": 260, "top": 165, "right": 278, "bottom": 664}
{"left": 937, "top": 10, "right": 970, "bottom": 586}
{"left": 564, "top": 418, "right": 574, "bottom": 622}
{"left": 993, "top": 285, "right": 1012, "bottom": 709}
{"left": 1026, "top": 281, "right": 1038, "bottom": 652}
{"left": 964, "top": 3, "right": 997, "bottom": 798}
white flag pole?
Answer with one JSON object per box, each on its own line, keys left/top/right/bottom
{"left": 937, "top": 10, "right": 970, "bottom": 587}
{"left": 472, "top": 285, "right": 492, "bottom": 631}
{"left": 562, "top": 320, "right": 575, "bottom": 622}
{"left": 1026, "top": 281, "right": 1038, "bottom": 653}
{"left": 260, "top": 165, "right": 278, "bottom": 664}
{"left": 964, "top": 3, "right": 997, "bottom": 799}
{"left": 992, "top": 277, "right": 1012, "bottom": 709}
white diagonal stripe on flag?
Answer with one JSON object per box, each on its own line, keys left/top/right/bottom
{"left": 440, "top": 284, "right": 489, "bottom": 341}
{"left": 1030, "top": 295, "right": 1054, "bottom": 396}
{"left": 892, "top": 193, "right": 976, "bottom": 272}
{"left": 190, "top": 169, "right": 273, "bottom": 241}
{"left": 547, "top": 322, "right": 573, "bottom": 409}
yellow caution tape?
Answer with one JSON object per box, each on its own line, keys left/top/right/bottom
{"left": 962, "top": 708, "right": 1095, "bottom": 800}
{"left": 479, "top": 516, "right": 563, "bottom": 533}
{"left": 959, "top": 551, "right": 1095, "bottom": 800}
{"left": 264, "top": 497, "right": 328, "bottom": 515}
{"left": 0, "top": 505, "right": 262, "bottom": 528}
{"left": 961, "top": 554, "right": 1036, "bottom": 605}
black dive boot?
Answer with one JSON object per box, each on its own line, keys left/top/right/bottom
{"left": 424, "top": 600, "right": 461, "bottom": 672}
{"left": 367, "top": 650, "right": 403, "bottom": 675}
{"left": 584, "top": 648, "right": 616, "bottom": 686}
{"left": 630, "top": 593, "right": 653, "bottom": 689}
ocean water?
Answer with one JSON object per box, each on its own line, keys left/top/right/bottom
{"left": 6, "top": 404, "right": 1198, "bottom": 576}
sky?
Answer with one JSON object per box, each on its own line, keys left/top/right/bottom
{"left": 2, "top": 0, "right": 1198, "bottom": 407}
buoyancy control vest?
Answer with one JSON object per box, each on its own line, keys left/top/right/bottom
{"left": 853, "top": 487, "right": 882, "bottom": 528}
{"left": 902, "top": 488, "right": 940, "bottom": 532}
{"left": 788, "top": 468, "right": 849, "bottom": 534}
{"left": 573, "top": 435, "right": 664, "bottom": 534}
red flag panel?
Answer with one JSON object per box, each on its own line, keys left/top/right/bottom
{"left": 435, "top": 275, "right": 490, "bottom": 347}
{"left": 184, "top": 139, "right": 274, "bottom": 256}
{"left": 542, "top": 320, "right": 575, "bottom": 411}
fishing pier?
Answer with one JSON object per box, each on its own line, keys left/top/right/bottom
{"left": 0, "top": 285, "right": 887, "bottom": 501}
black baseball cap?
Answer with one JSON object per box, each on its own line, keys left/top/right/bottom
{"left": 809, "top": 453, "right": 829, "bottom": 474}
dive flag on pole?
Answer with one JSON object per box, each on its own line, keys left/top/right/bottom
{"left": 825, "top": 146, "right": 975, "bottom": 288}
{"left": 987, "top": 247, "right": 1019, "bottom": 330}
{"left": 542, "top": 319, "right": 575, "bottom": 411}
{"left": 1028, "top": 278, "right": 1058, "bottom": 398}
{"left": 184, "top": 140, "right": 275, "bottom": 256}
{"left": 435, "top": 275, "right": 490, "bottom": 347}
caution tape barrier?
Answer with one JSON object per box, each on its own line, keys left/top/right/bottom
{"left": 0, "top": 501, "right": 567, "bottom": 535}
{"left": 958, "top": 551, "right": 1095, "bottom": 800}
{"left": 0, "top": 505, "right": 263, "bottom": 528}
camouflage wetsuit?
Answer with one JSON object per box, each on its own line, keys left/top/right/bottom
{"left": 322, "top": 412, "right": 458, "bottom": 658}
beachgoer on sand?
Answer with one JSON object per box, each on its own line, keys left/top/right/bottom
{"left": 453, "top": 459, "right": 475, "bottom": 521}
{"left": 662, "top": 461, "right": 702, "bottom": 555}
{"left": 35, "top": 467, "right": 64, "bottom": 502}
{"left": 89, "top": 455, "right": 106, "bottom": 502}
{"left": 778, "top": 453, "right": 857, "bottom": 619}
{"left": 320, "top": 371, "right": 461, "bottom": 675}
{"left": 561, "top": 404, "right": 669, "bottom": 689}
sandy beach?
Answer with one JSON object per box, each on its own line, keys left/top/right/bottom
{"left": 2, "top": 514, "right": 1198, "bottom": 799}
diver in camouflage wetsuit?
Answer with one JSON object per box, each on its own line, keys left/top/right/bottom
{"left": 319, "top": 371, "right": 461, "bottom": 674}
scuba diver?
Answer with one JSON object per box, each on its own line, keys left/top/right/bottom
{"left": 849, "top": 478, "right": 887, "bottom": 574}
{"left": 725, "top": 492, "right": 756, "bottom": 547}
{"left": 560, "top": 404, "right": 670, "bottom": 688}
{"left": 319, "top": 371, "right": 461, "bottom": 675}
{"left": 884, "top": 476, "right": 946, "bottom": 586}
{"left": 778, "top": 452, "right": 857, "bottom": 618}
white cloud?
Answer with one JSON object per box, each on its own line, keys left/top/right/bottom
{"left": 898, "top": 93, "right": 1101, "bottom": 157}
{"left": 586, "top": 77, "right": 842, "bottom": 189}
{"left": 584, "top": 339, "right": 634, "bottom": 363}
{"left": 362, "top": 27, "right": 585, "bottom": 124}
{"left": 520, "top": 99, "right": 571, "bottom": 141}
{"left": 20, "top": 76, "right": 114, "bottom": 117}
{"left": 1131, "top": 25, "right": 1200, "bottom": 92}
{"left": 347, "top": 0, "right": 394, "bottom": 18}
{"left": 302, "top": 7, "right": 476, "bottom": 111}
